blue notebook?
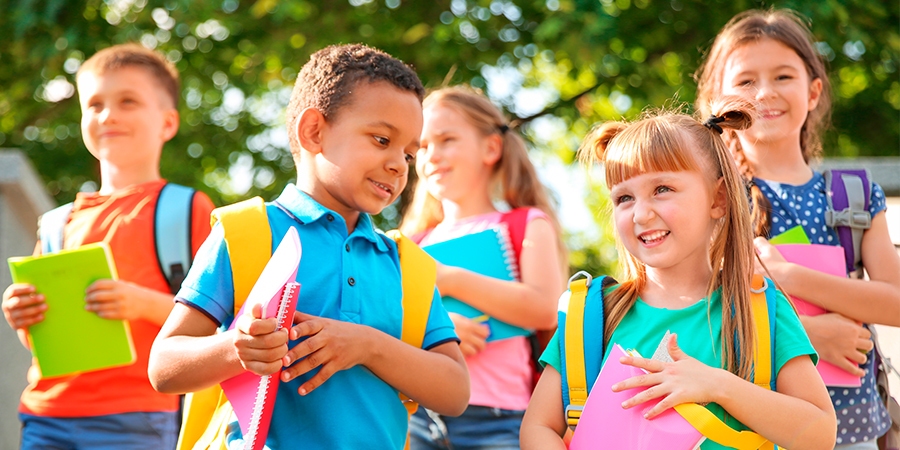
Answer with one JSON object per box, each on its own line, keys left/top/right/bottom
{"left": 422, "top": 227, "right": 529, "bottom": 342}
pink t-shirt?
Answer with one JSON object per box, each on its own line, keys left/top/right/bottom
{"left": 419, "top": 208, "right": 548, "bottom": 411}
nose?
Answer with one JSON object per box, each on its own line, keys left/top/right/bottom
{"left": 98, "top": 106, "right": 116, "bottom": 124}
{"left": 754, "top": 80, "right": 775, "bottom": 101}
{"left": 385, "top": 149, "right": 408, "bottom": 177}
{"left": 632, "top": 199, "right": 655, "bottom": 225}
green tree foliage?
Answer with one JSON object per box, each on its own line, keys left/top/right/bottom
{"left": 1, "top": 0, "right": 896, "bottom": 276}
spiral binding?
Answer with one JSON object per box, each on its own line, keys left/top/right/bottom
{"left": 243, "top": 283, "right": 299, "bottom": 450}
{"left": 494, "top": 223, "right": 520, "bottom": 281}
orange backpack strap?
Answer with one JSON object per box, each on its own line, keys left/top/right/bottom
{"left": 176, "top": 197, "right": 271, "bottom": 450}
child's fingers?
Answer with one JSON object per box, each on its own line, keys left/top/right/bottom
{"left": 617, "top": 378, "right": 668, "bottom": 409}
{"left": 283, "top": 331, "right": 326, "bottom": 369}
{"left": 833, "top": 356, "right": 866, "bottom": 377}
{"left": 612, "top": 370, "right": 663, "bottom": 393}
{"left": 236, "top": 311, "right": 278, "bottom": 336}
{"left": 641, "top": 394, "right": 678, "bottom": 419}
{"left": 618, "top": 355, "right": 664, "bottom": 373}
{"left": 667, "top": 333, "right": 689, "bottom": 361}
{"left": 85, "top": 278, "right": 116, "bottom": 293}
{"left": 6, "top": 302, "right": 47, "bottom": 328}
{"left": 296, "top": 361, "right": 337, "bottom": 396}
{"left": 289, "top": 315, "right": 325, "bottom": 340}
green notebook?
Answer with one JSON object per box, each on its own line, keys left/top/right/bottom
{"left": 8, "top": 243, "right": 136, "bottom": 379}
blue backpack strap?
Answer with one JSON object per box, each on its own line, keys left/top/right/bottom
{"left": 38, "top": 202, "right": 75, "bottom": 254}
{"left": 559, "top": 271, "right": 615, "bottom": 429}
{"left": 823, "top": 169, "right": 871, "bottom": 276}
{"left": 154, "top": 183, "right": 197, "bottom": 294}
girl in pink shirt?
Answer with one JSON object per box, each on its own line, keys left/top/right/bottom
{"left": 401, "top": 86, "right": 567, "bottom": 449}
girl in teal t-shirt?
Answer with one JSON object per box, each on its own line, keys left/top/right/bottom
{"left": 520, "top": 101, "right": 836, "bottom": 449}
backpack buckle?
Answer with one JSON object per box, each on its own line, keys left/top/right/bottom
{"left": 825, "top": 208, "right": 871, "bottom": 230}
{"left": 565, "top": 404, "right": 583, "bottom": 430}
{"left": 568, "top": 271, "right": 593, "bottom": 288}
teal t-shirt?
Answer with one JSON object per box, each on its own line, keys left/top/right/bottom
{"left": 540, "top": 287, "right": 816, "bottom": 449}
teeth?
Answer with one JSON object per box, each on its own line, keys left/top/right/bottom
{"left": 640, "top": 231, "right": 668, "bottom": 243}
{"left": 373, "top": 181, "right": 391, "bottom": 193}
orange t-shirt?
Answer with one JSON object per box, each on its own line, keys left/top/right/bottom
{"left": 19, "top": 179, "right": 214, "bottom": 417}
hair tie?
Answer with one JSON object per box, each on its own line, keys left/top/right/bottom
{"left": 498, "top": 124, "right": 509, "bottom": 134}
{"left": 703, "top": 115, "right": 725, "bottom": 135}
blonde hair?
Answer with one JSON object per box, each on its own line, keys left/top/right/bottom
{"left": 401, "top": 87, "right": 565, "bottom": 262}
{"left": 78, "top": 43, "right": 180, "bottom": 109}
{"left": 694, "top": 9, "right": 832, "bottom": 237}
{"left": 579, "top": 98, "right": 758, "bottom": 380}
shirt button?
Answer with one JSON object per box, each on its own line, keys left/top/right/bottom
{"left": 345, "top": 244, "right": 350, "bottom": 252}
{"left": 326, "top": 214, "right": 334, "bottom": 222}
{"left": 348, "top": 277, "right": 355, "bottom": 286}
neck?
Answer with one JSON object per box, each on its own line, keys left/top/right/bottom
{"left": 98, "top": 160, "right": 161, "bottom": 195}
{"left": 739, "top": 136, "right": 812, "bottom": 185}
{"left": 641, "top": 263, "right": 713, "bottom": 309}
{"left": 439, "top": 192, "right": 496, "bottom": 224}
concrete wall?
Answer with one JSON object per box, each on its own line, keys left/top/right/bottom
{"left": 0, "top": 150, "right": 55, "bottom": 450}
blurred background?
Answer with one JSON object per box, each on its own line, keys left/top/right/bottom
{"left": 0, "top": 1, "right": 897, "bottom": 447}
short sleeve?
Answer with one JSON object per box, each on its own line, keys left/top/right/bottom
{"left": 869, "top": 181, "right": 887, "bottom": 217}
{"left": 175, "top": 223, "right": 236, "bottom": 328}
{"left": 773, "top": 288, "right": 818, "bottom": 374}
{"left": 538, "top": 328, "right": 562, "bottom": 372}
{"left": 421, "top": 286, "right": 460, "bottom": 350}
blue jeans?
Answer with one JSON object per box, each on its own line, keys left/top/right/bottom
{"left": 408, "top": 405, "right": 524, "bottom": 450}
{"left": 20, "top": 411, "right": 178, "bottom": 450}
{"left": 834, "top": 441, "right": 878, "bottom": 450}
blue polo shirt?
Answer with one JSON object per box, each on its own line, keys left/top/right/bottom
{"left": 176, "top": 184, "right": 459, "bottom": 450}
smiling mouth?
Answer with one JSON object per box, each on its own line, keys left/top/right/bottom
{"left": 759, "top": 110, "right": 784, "bottom": 119}
{"left": 371, "top": 180, "right": 393, "bottom": 195}
{"left": 639, "top": 230, "right": 670, "bottom": 244}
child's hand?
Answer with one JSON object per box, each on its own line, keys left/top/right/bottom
{"left": 612, "top": 334, "right": 724, "bottom": 419}
{"left": 2, "top": 283, "right": 46, "bottom": 330}
{"left": 449, "top": 313, "right": 490, "bottom": 357}
{"left": 802, "top": 313, "right": 872, "bottom": 376}
{"left": 282, "top": 312, "right": 374, "bottom": 395}
{"left": 84, "top": 279, "right": 150, "bottom": 320}
{"left": 753, "top": 237, "right": 789, "bottom": 279}
{"left": 233, "top": 302, "right": 289, "bottom": 376}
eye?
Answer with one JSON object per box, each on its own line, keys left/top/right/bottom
{"left": 405, "top": 153, "right": 415, "bottom": 163}
{"left": 655, "top": 185, "right": 673, "bottom": 195}
{"left": 736, "top": 79, "right": 754, "bottom": 87}
{"left": 776, "top": 74, "right": 794, "bottom": 81}
{"left": 614, "top": 194, "right": 633, "bottom": 205}
{"left": 374, "top": 135, "right": 389, "bottom": 147}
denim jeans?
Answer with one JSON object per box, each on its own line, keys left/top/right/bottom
{"left": 20, "top": 411, "right": 178, "bottom": 450}
{"left": 834, "top": 441, "right": 878, "bottom": 450}
{"left": 409, "top": 405, "right": 525, "bottom": 450}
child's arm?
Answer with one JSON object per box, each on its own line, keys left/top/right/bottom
{"left": 434, "top": 217, "right": 562, "bottom": 330}
{"left": 616, "top": 334, "right": 836, "bottom": 450}
{"left": 282, "top": 312, "right": 469, "bottom": 415}
{"left": 798, "top": 313, "right": 872, "bottom": 376}
{"left": 755, "top": 211, "right": 900, "bottom": 326}
{"left": 520, "top": 365, "right": 568, "bottom": 450}
{"left": 85, "top": 279, "right": 176, "bottom": 325}
{"left": 2, "top": 283, "right": 45, "bottom": 349}
{"left": 149, "top": 302, "right": 288, "bottom": 394}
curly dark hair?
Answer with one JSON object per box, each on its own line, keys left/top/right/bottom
{"left": 286, "top": 43, "right": 425, "bottom": 156}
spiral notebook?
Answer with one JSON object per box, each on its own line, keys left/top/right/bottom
{"left": 422, "top": 226, "right": 527, "bottom": 342}
{"left": 7, "top": 242, "right": 136, "bottom": 379}
{"left": 569, "top": 344, "right": 705, "bottom": 450}
{"left": 221, "top": 227, "right": 302, "bottom": 450}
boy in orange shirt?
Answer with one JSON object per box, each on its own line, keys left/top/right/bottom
{"left": 1, "top": 43, "right": 214, "bottom": 449}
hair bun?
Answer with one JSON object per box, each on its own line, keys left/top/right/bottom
{"left": 706, "top": 96, "right": 755, "bottom": 132}
{"left": 579, "top": 121, "right": 629, "bottom": 164}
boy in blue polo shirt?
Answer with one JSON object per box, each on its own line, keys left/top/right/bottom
{"left": 148, "top": 44, "right": 469, "bottom": 449}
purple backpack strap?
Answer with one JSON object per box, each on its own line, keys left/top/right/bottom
{"left": 823, "top": 169, "right": 872, "bottom": 275}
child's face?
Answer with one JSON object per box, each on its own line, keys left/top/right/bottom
{"left": 609, "top": 165, "right": 724, "bottom": 275}
{"left": 77, "top": 66, "right": 178, "bottom": 169}
{"left": 720, "top": 38, "right": 822, "bottom": 150}
{"left": 313, "top": 81, "right": 422, "bottom": 221}
{"left": 417, "top": 103, "right": 499, "bottom": 204}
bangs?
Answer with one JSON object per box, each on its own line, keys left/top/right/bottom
{"left": 604, "top": 118, "right": 702, "bottom": 188}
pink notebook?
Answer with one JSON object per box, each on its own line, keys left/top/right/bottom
{"left": 222, "top": 227, "right": 302, "bottom": 450}
{"left": 775, "top": 244, "right": 862, "bottom": 387}
{"left": 569, "top": 344, "right": 705, "bottom": 450}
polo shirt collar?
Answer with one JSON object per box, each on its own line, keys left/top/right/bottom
{"left": 275, "top": 184, "right": 390, "bottom": 252}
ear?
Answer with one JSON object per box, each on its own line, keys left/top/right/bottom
{"left": 482, "top": 133, "right": 503, "bottom": 166}
{"left": 710, "top": 177, "right": 727, "bottom": 220}
{"left": 807, "top": 77, "right": 823, "bottom": 111}
{"left": 160, "top": 109, "right": 179, "bottom": 143}
{"left": 296, "top": 107, "right": 327, "bottom": 155}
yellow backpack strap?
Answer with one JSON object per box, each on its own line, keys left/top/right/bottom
{"left": 176, "top": 197, "right": 271, "bottom": 450}
{"left": 386, "top": 230, "right": 436, "bottom": 450}
{"left": 672, "top": 275, "right": 776, "bottom": 450}
{"left": 564, "top": 272, "right": 591, "bottom": 429}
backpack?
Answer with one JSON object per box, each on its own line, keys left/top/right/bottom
{"left": 176, "top": 197, "right": 437, "bottom": 450}
{"left": 559, "top": 272, "right": 779, "bottom": 450}
{"left": 38, "top": 183, "right": 198, "bottom": 294}
{"left": 823, "top": 169, "right": 872, "bottom": 277}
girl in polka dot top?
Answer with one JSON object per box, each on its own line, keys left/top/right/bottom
{"left": 696, "top": 9, "right": 900, "bottom": 448}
